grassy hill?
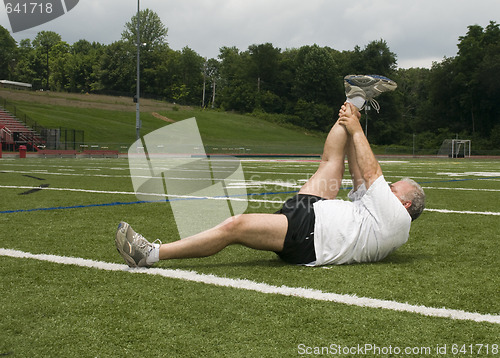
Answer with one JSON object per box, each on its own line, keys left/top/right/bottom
{"left": 0, "top": 89, "right": 325, "bottom": 154}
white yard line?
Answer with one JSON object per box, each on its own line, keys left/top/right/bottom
{"left": 0, "top": 168, "right": 316, "bottom": 178}
{"left": 1, "top": 185, "right": 500, "bottom": 215}
{"left": 424, "top": 208, "right": 500, "bottom": 216}
{"left": 0, "top": 248, "right": 498, "bottom": 325}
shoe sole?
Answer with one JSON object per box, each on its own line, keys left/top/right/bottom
{"left": 116, "top": 247, "right": 138, "bottom": 268}
{"left": 345, "top": 75, "right": 396, "bottom": 89}
{"left": 115, "top": 222, "right": 138, "bottom": 268}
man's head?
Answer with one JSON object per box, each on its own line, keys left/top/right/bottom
{"left": 390, "top": 178, "right": 426, "bottom": 221}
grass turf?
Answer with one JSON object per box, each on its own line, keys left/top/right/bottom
{"left": 2, "top": 89, "right": 326, "bottom": 154}
{"left": 0, "top": 157, "right": 499, "bottom": 357}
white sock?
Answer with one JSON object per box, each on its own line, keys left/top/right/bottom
{"left": 146, "top": 243, "right": 160, "bottom": 265}
{"left": 346, "top": 96, "right": 365, "bottom": 110}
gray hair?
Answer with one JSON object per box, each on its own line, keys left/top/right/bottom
{"left": 400, "top": 178, "right": 426, "bottom": 221}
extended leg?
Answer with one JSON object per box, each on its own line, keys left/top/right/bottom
{"left": 159, "top": 213, "right": 288, "bottom": 259}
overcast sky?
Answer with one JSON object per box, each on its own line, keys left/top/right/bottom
{"left": 2, "top": 0, "right": 499, "bottom": 69}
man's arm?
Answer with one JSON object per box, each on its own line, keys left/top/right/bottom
{"left": 338, "top": 103, "right": 382, "bottom": 189}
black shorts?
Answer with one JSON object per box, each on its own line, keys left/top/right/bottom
{"left": 274, "top": 194, "right": 325, "bottom": 265}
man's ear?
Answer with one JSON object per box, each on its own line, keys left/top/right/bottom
{"left": 403, "top": 200, "right": 412, "bottom": 209}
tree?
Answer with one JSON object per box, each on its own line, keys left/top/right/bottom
{"left": 120, "top": 8, "right": 170, "bottom": 99}
{"left": 179, "top": 47, "right": 204, "bottom": 103}
{"left": 205, "top": 58, "right": 220, "bottom": 108}
{"left": 140, "top": 44, "right": 171, "bottom": 97}
{"left": 217, "top": 46, "right": 256, "bottom": 112}
{"left": 32, "top": 31, "right": 62, "bottom": 89}
{"left": 0, "top": 25, "right": 16, "bottom": 79}
{"left": 65, "top": 40, "right": 104, "bottom": 92}
{"left": 452, "top": 21, "right": 500, "bottom": 136}
{"left": 248, "top": 43, "right": 281, "bottom": 92}
{"left": 395, "top": 67, "right": 431, "bottom": 135}
{"left": 13, "top": 39, "right": 38, "bottom": 86}
{"left": 361, "top": 39, "right": 397, "bottom": 74}
{"left": 292, "top": 45, "right": 343, "bottom": 106}
{"left": 121, "top": 8, "right": 168, "bottom": 51}
{"left": 50, "top": 41, "right": 71, "bottom": 91}
{"left": 32, "top": 30, "right": 61, "bottom": 49}
{"left": 99, "top": 41, "right": 136, "bottom": 93}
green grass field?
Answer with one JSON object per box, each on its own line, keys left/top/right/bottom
{"left": 1, "top": 89, "right": 326, "bottom": 154}
{"left": 16, "top": 103, "right": 326, "bottom": 153}
{"left": 0, "top": 156, "right": 499, "bottom": 357}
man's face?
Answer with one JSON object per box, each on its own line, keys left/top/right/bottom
{"left": 389, "top": 180, "right": 413, "bottom": 209}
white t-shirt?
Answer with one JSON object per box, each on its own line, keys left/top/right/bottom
{"left": 311, "top": 175, "right": 411, "bottom": 266}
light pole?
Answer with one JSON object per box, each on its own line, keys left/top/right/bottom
{"left": 364, "top": 105, "right": 370, "bottom": 138}
{"left": 45, "top": 43, "right": 50, "bottom": 90}
{"left": 135, "top": 0, "right": 141, "bottom": 141}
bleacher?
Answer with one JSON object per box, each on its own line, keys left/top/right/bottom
{"left": 0, "top": 106, "right": 45, "bottom": 150}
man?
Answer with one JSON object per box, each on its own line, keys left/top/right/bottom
{"left": 115, "top": 75, "right": 425, "bottom": 268}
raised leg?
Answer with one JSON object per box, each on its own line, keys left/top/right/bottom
{"left": 346, "top": 135, "right": 364, "bottom": 191}
{"left": 298, "top": 120, "right": 348, "bottom": 199}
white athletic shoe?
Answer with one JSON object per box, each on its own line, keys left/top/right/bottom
{"left": 344, "top": 74, "right": 397, "bottom": 112}
{"left": 115, "top": 221, "right": 160, "bottom": 267}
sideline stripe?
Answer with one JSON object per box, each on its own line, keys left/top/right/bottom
{"left": 1, "top": 248, "right": 498, "bottom": 325}
{"left": 0, "top": 185, "right": 499, "bottom": 216}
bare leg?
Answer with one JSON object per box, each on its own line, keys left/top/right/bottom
{"left": 346, "top": 135, "right": 364, "bottom": 191}
{"left": 298, "top": 120, "right": 348, "bottom": 199}
{"left": 159, "top": 214, "right": 288, "bottom": 259}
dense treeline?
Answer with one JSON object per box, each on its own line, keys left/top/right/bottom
{"left": 1, "top": 10, "right": 499, "bottom": 150}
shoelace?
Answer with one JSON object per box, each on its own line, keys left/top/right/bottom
{"left": 367, "top": 98, "right": 381, "bottom": 113}
{"left": 152, "top": 239, "right": 162, "bottom": 246}
{"left": 133, "top": 233, "right": 161, "bottom": 251}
